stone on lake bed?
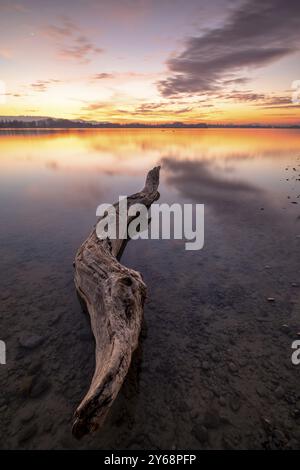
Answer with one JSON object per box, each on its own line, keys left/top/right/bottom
{"left": 219, "top": 396, "right": 226, "bottom": 407}
{"left": 272, "top": 429, "right": 286, "bottom": 444}
{"left": 19, "top": 333, "right": 44, "bottom": 349}
{"left": 228, "top": 362, "right": 238, "bottom": 373}
{"left": 28, "top": 361, "right": 43, "bottom": 375}
{"left": 230, "top": 395, "right": 241, "bottom": 412}
{"left": 267, "top": 297, "right": 275, "bottom": 302}
{"left": 18, "top": 408, "right": 35, "bottom": 424}
{"left": 18, "top": 376, "right": 34, "bottom": 397}
{"left": 49, "top": 313, "right": 62, "bottom": 325}
{"left": 193, "top": 424, "right": 208, "bottom": 443}
{"left": 203, "top": 409, "right": 220, "bottom": 429}
{"left": 30, "top": 379, "right": 51, "bottom": 398}
{"left": 18, "top": 424, "right": 38, "bottom": 444}
{"left": 274, "top": 385, "right": 285, "bottom": 399}
{"left": 281, "top": 324, "right": 290, "bottom": 334}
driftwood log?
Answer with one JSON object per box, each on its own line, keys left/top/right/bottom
{"left": 72, "top": 166, "right": 160, "bottom": 438}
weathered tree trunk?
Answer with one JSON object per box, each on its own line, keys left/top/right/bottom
{"left": 72, "top": 166, "right": 160, "bottom": 438}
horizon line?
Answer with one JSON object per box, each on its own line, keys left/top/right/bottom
{"left": 0, "top": 116, "right": 300, "bottom": 129}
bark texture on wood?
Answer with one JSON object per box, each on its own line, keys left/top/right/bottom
{"left": 72, "top": 166, "right": 160, "bottom": 438}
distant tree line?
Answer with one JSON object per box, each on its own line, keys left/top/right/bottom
{"left": 0, "top": 118, "right": 209, "bottom": 128}
{"left": 0, "top": 118, "right": 299, "bottom": 129}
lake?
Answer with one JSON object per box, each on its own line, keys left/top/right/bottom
{"left": 0, "top": 128, "right": 300, "bottom": 449}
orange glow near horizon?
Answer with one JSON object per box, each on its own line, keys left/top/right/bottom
{"left": 1, "top": 128, "right": 300, "bottom": 175}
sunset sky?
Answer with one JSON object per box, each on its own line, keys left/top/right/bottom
{"left": 0, "top": 0, "right": 300, "bottom": 124}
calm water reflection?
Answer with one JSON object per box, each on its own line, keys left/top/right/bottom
{"left": 0, "top": 129, "right": 300, "bottom": 449}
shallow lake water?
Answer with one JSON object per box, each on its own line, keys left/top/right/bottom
{"left": 0, "top": 128, "right": 300, "bottom": 449}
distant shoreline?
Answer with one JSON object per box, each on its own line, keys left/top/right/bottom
{"left": 0, "top": 117, "right": 299, "bottom": 130}
{"left": 0, "top": 125, "right": 300, "bottom": 130}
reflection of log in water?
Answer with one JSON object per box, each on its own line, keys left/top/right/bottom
{"left": 72, "top": 167, "right": 160, "bottom": 438}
